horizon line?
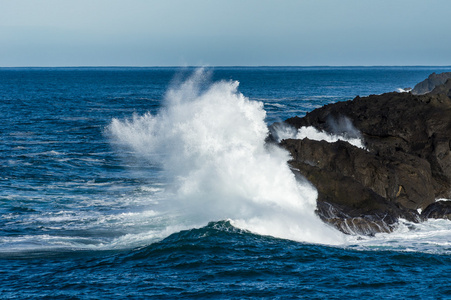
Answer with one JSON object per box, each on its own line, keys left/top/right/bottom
{"left": 1, "top": 65, "right": 451, "bottom": 69}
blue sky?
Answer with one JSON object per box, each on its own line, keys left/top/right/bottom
{"left": 1, "top": 0, "right": 450, "bottom": 67}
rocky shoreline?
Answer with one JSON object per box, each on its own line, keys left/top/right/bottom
{"left": 272, "top": 73, "right": 451, "bottom": 235}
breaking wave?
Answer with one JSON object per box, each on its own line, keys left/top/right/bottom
{"left": 108, "top": 69, "right": 344, "bottom": 245}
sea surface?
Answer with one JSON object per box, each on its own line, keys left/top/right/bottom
{"left": 1, "top": 67, "right": 451, "bottom": 299}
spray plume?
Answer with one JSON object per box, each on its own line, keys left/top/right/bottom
{"left": 108, "top": 69, "right": 344, "bottom": 245}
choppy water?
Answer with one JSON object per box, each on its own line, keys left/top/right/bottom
{"left": 1, "top": 67, "right": 450, "bottom": 298}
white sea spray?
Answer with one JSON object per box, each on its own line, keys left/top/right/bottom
{"left": 296, "top": 126, "right": 366, "bottom": 149}
{"left": 108, "top": 70, "right": 344, "bottom": 245}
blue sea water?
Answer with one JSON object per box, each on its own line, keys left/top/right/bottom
{"left": 1, "top": 67, "right": 451, "bottom": 299}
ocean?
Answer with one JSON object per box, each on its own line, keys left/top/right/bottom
{"left": 1, "top": 67, "right": 450, "bottom": 299}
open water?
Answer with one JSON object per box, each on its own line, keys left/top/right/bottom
{"left": 1, "top": 67, "right": 451, "bottom": 299}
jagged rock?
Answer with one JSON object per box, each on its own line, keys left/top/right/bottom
{"left": 421, "top": 201, "right": 451, "bottom": 220}
{"left": 412, "top": 72, "right": 451, "bottom": 95}
{"left": 429, "top": 78, "right": 451, "bottom": 97}
{"left": 282, "top": 138, "right": 421, "bottom": 235}
{"left": 275, "top": 76, "right": 451, "bottom": 235}
{"left": 282, "top": 138, "right": 435, "bottom": 210}
{"left": 283, "top": 91, "right": 451, "bottom": 200}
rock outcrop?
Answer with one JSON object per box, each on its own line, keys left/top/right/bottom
{"left": 412, "top": 72, "right": 451, "bottom": 95}
{"left": 274, "top": 76, "right": 451, "bottom": 235}
{"left": 421, "top": 201, "right": 451, "bottom": 220}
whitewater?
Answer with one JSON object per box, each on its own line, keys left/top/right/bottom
{"left": 107, "top": 69, "right": 450, "bottom": 254}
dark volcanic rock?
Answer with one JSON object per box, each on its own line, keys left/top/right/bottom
{"left": 429, "top": 78, "right": 451, "bottom": 97}
{"left": 421, "top": 201, "right": 451, "bottom": 220}
{"left": 412, "top": 72, "right": 451, "bottom": 95}
{"left": 281, "top": 138, "right": 421, "bottom": 235}
{"left": 277, "top": 77, "right": 451, "bottom": 235}
{"left": 284, "top": 91, "right": 451, "bottom": 200}
{"left": 281, "top": 138, "right": 435, "bottom": 210}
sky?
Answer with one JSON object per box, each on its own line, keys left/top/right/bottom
{"left": 1, "top": 0, "right": 450, "bottom": 67}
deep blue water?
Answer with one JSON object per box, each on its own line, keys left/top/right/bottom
{"left": 1, "top": 67, "right": 451, "bottom": 299}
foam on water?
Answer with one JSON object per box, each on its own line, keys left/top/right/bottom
{"left": 109, "top": 69, "right": 344, "bottom": 245}
{"left": 346, "top": 218, "right": 451, "bottom": 255}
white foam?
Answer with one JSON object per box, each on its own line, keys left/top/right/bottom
{"left": 345, "top": 219, "right": 451, "bottom": 254}
{"left": 436, "top": 198, "right": 451, "bottom": 202}
{"left": 271, "top": 122, "right": 366, "bottom": 149}
{"left": 296, "top": 126, "right": 366, "bottom": 149}
{"left": 108, "top": 69, "right": 344, "bottom": 245}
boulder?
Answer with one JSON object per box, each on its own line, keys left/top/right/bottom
{"left": 421, "top": 201, "right": 451, "bottom": 220}
{"left": 411, "top": 72, "right": 451, "bottom": 95}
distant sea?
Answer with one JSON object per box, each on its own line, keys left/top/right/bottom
{"left": 1, "top": 67, "right": 450, "bottom": 299}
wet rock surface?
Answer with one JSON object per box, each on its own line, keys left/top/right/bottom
{"left": 421, "top": 201, "right": 451, "bottom": 220}
{"left": 275, "top": 76, "right": 451, "bottom": 235}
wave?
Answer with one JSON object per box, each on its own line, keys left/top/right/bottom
{"left": 108, "top": 69, "right": 344, "bottom": 245}
{"left": 121, "top": 219, "right": 451, "bottom": 261}
{"left": 396, "top": 88, "right": 412, "bottom": 93}
{"left": 2, "top": 217, "right": 450, "bottom": 256}
{"left": 346, "top": 219, "right": 451, "bottom": 255}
